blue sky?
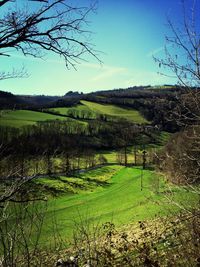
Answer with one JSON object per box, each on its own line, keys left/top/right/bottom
{"left": 0, "top": 0, "right": 189, "bottom": 95}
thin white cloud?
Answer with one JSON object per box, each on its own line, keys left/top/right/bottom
{"left": 6, "top": 53, "right": 109, "bottom": 71}
{"left": 146, "top": 46, "right": 165, "bottom": 58}
{"left": 8, "top": 54, "right": 123, "bottom": 73}
{"left": 124, "top": 70, "right": 172, "bottom": 86}
{"left": 90, "top": 65, "right": 128, "bottom": 82}
{"left": 81, "top": 62, "right": 103, "bottom": 69}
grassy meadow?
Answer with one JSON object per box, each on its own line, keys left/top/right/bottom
{"left": 0, "top": 99, "right": 149, "bottom": 128}
{"left": 48, "top": 100, "right": 148, "bottom": 123}
{"left": 81, "top": 100, "right": 148, "bottom": 123}
{"left": 0, "top": 101, "right": 148, "bottom": 128}
{"left": 1, "top": 103, "right": 195, "bottom": 257}
{"left": 0, "top": 109, "right": 85, "bottom": 127}
{"left": 33, "top": 165, "right": 198, "bottom": 245}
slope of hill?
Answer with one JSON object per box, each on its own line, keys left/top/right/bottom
{"left": 0, "top": 90, "right": 26, "bottom": 108}
{"left": 35, "top": 165, "right": 197, "bottom": 243}
{"left": 0, "top": 90, "right": 62, "bottom": 109}
{"left": 48, "top": 100, "right": 148, "bottom": 124}
{"left": 0, "top": 109, "right": 83, "bottom": 127}
{"left": 81, "top": 100, "right": 149, "bottom": 123}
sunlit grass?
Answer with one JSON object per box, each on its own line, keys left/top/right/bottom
{"left": 36, "top": 166, "right": 198, "bottom": 245}
{"left": 80, "top": 100, "right": 148, "bottom": 123}
{"left": 0, "top": 110, "right": 78, "bottom": 127}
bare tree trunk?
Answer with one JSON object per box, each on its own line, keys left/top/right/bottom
{"left": 124, "top": 146, "right": 128, "bottom": 166}
{"left": 134, "top": 146, "right": 137, "bottom": 166}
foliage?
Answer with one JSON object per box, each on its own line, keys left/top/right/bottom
{"left": 0, "top": 201, "right": 47, "bottom": 267}
{"left": 48, "top": 105, "right": 96, "bottom": 120}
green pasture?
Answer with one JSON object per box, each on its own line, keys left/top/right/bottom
{"left": 48, "top": 101, "right": 148, "bottom": 123}
{"left": 0, "top": 110, "right": 84, "bottom": 127}
{"left": 36, "top": 165, "right": 197, "bottom": 245}
{"left": 80, "top": 100, "right": 148, "bottom": 123}
{"left": 49, "top": 101, "right": 149, "bottom": 123}
{"left": 0, "top": 100, "right": 149, "bottom": 128}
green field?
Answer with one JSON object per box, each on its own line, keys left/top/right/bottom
{"left": 0, "top": 100, "right": 149, "bottom": 127}
{"left": 36, "top": 165, "right": 197, "bottom": 244}
{"left": 0, "top": 110, "right": 83, "bottom": 127}
{"left": 81, "top": 100, "right": 148, "bottom": 123}
{"left": 48, "top": 100, "right": 148, "bottom": 123}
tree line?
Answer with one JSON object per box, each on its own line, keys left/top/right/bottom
{"left": 0, "top": 118, "right": 159, "bottom": 179}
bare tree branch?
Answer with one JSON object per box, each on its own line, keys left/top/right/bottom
{"left": 0, "top": 66, "right": 28, "bottom": 80}
{"left": 0, "top": 0, "right": 101, "bottom": 79}
{"left": 154, "top": 0, "right": 200, "bottom": 88}
{"left": 0, "top": 174, "right": 37, "bottom": 207}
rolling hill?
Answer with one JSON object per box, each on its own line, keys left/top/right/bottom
{"left": 80, "top": 100, "right": 148, "bottom": 123}
{"left": 48, "top": 100, "right": 148, "bottom": 124}
{"left": 0, "top": 109, "right": 84, "bottom": 127}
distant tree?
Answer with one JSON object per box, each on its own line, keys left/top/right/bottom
{"left": 116, "top": 150, "right": 125, "bottom": 165}
{"left": 98, "top": 154, "right": 107, "bottom": 165}
{"left": 133, "top": 145, "right": 137, "bottom": 165}
{"left": 0, "top": 0, "right": 100, "bottom": 80}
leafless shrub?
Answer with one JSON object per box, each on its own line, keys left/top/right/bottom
{"left": 70, "top": 214, "right": 200, "bottom": 267}
{"left": 0, "top": 201, "right": 47, "bottom": 267}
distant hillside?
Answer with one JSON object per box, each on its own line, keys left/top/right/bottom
{"left": 81, "top": 85, "right": 187, "bottom": 132}
{"left": 0, "top": 90, "right": 15, "bottom": 98}
{"left": 1, "top": 85, "right": 194, "bottom": 132}
{"left": 0, "top": 89, "right": 83, "bottom": 109}
{"left": 0, "top": 90, "right": 26, "bottom": 109}
{"left": 80, "top": 100, "right": 148, "bottom": 124}
{"left": 0, "top": 86, "right": 178, "bottom": 110}
{"left": 0, "top": 90, "right": 62, "bottom": 109}
{"left": 48, "top": 100, "right": 148, "bottom": 124}
{"left": 20, "top": 95, "right": 60, "bottom": 106}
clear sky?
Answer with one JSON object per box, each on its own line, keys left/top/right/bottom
{"left": 0, "top": 0, "right": 192, "bottom": 95}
